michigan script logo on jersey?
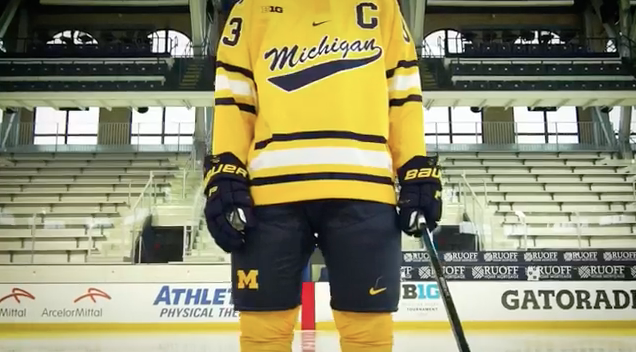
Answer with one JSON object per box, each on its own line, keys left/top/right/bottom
{"left": 264, "top": 36, "right": 383, "bottom": 92}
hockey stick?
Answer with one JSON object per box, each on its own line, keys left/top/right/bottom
{"left": 418, "top": 217, "right": 471, "bottom": 352}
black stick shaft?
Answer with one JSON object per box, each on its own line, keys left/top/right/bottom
{"left": 420, "top": 227, "right": 471, "bottom": 352}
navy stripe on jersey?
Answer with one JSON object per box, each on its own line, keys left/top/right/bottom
{"left": 254, "top": 131, "right": 387, "bottom": 150}
{"left": 215, "top": 98, "right": 257, "bottom": 114}
{"left": 386, "top": 60, "right": 419, "bottom": 79}
{"left": 389, "top": 94, "right": 423, "bottom": 107}
{"left": 268, "top": 50, "right": 383, "bottom": 92}
{"left": 251, "top": 172, "right": 394, "bottom": 186}
{"left": 216, "top": 61, "right": 255, "bottom": 81}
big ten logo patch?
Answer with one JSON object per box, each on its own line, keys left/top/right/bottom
{"left": 401, "top": 283, "right": 440, "bottom": 300}
{"left": 262, "top": 5, "right": 283, "bottom": 13}
{"left": 237, "top": 270, "right": 259, "bottom": 290}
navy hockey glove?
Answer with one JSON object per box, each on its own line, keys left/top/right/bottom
{"left": 397, "top": 156, "right": 443, "bottom": 236}
{"left": 203, "top": 152, "right": 255, "bottom": 253}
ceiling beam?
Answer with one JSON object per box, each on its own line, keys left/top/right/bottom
{"left": 0, "top": 0, "right": 22, "bottom": 39}
{"left": 189, "top": 0, "right": 206, "bottom": 56}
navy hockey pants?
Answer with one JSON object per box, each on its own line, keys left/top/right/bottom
{"left": 230, "top": 199, "right": 402, "bottom": 313}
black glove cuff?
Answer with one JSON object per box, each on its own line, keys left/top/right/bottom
{"left": 397, "top": 156, "right": 441, "bottom": 185}
{"left": 203, "top": 152, "right": 249, "bottom": 195}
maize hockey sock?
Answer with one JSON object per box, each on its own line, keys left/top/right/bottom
{"left": 239, "top": 307, "right": 300, "bottom": 352}
{"left": 332, "top": 310, "right": 393, "bottom": 352}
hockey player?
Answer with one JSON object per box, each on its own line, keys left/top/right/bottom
{"left": 204, "top": 0, "right": 442, "bottom": 351}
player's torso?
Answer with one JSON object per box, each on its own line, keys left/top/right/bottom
{"left": 245, "top": 0, "right": 391, "bottom": 135}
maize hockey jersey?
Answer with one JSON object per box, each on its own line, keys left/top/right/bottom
{"left": 213, "top": 0, "right": 424, "bottom": 206}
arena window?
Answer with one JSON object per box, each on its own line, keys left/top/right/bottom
{"left": 33, "top": 107, "right": 99, "bottom": 145}
{"left": 47, "top": 30, "right": 98, "bottom": 45}
{"left": 607, "top": 107, "right": 636, "bottom": 137}
{"left": 513, "top": 30, "right": 561, "bottom": 45}
{"left": 149, "top": 30, "right": 193, "bottom": 57}
{"left": 450, "top": 107, "right": 482, "bottom": 144}
{"left": 131, "top": 106, "right": 195, "bottom": 145}
{"left": 513, "top": 106, "right": 579, "bottom": 144}
{"left": 424, "top": 106, "right": 483, "bottom": 144}
{"left": 129, "top": 30, "right": 195, "bottom": 145}
{"left": 423, "top": 29, "right": 466, "bottom": 57}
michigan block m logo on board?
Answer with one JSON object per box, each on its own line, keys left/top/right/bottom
{"left": 237, "top": 270, "right": 259, "bottom": 290}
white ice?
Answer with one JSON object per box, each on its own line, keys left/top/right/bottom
{"left": 1, "top": 331, "right": 635, "bottom": 352}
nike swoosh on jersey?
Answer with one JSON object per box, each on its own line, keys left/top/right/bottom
{"left": 268, "top": 50, "right": 383, "bottom": 92}
{"left": 369, "top": 287, "right": 387, "bottom": 295}
{"left": 313, "top": 21, "right": 329, "bottom": 26}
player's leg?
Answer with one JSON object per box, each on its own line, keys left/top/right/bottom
{"left": 317, "top": 200, "right": 402, "bottom": 352}
{"left": 232, "top": 203, "right": 315, "bottom": 352}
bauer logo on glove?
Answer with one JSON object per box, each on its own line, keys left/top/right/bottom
{"left": 397, "top": 156, "right": 443, "bottom": 235}
{"left": 404, "top": 167, "right": 441, "bottom": 181}
{"left": 203, "top": 152, "right": 255, "bottom": 253}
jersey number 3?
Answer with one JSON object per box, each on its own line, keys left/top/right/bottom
{"left": 222, "top": 18, "right": 243, "bottom": 47}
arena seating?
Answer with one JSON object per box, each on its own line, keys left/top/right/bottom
{"left": 441, "top": 151, "right": 636, "bottom": 249}
{"left": 0, "top": 151, "right": 190, "bottom": 263}
{"left": 447, "top": 58, "right": 636, "bottom": 91}
{"left": 2, "top": 148, "right": 634, "bottom": 264}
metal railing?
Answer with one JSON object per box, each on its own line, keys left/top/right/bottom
{"left": 1, "top": 122, "right": 195, "bottom": 152}
{"left": 502, "top": 212, "right": 636, "bottom": 249}
{"left": 2, "top": 32, "right": 178, "bottom": 57}
{"left": 0, "top": 121, "right": 613, "bottom": 152}
{"left": 435, "top": 36, "right": 620, "bottom": 58}
{"left": 457, "top": 172, "right": 492, "bottom": 249}
{"left": 423, "top": 121, "right": 613, "bottom": 148}
{"left": 182, "top": 182, "right": 206, "bottom": 259}
{"left": 126, "top": 171, "right": 157, "bottom": 263}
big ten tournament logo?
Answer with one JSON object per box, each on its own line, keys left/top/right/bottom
{"left": 482, "top": 251, "right": 520, "bottom": 263}
{"left": 402, "top": 252, "right": 429, "bottom": 263}
{"left": 577, "top": 265, "right": 627, "bottom": 280}
{"left": 0, "top": 288, "right": 35, "bottom": 319}
{"left": 501, "top": 288, "right": 636, "bottom": 310}
{"left": 400, "top": 283, "right": 441, "bottom": 315}
{"left": 563, "top": 251, "right": 599, "bottom": 262}
{"left": 153, "top": 285, "right": 235, "bottom": 319}
{"left": 41, "top": 287, "right": 110, "bottom": 319}
{"left": 602, "top": 250, "right": 636, "bottom": 263}
{"left": 522, "top": 251, "right": 559, "bottom": 263}
{"left": 524, "top": 265, "right": 573, "bottom": 281}
{"left": 416, "top": 265, "right": 467, "bottom": 280}
{"left": 442, "top": 252, "right": 479, "bottom": 263}
{"left": 472, "top": 265, "right": 520, "bottom": 280}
